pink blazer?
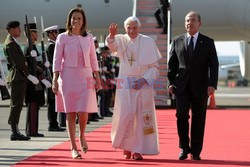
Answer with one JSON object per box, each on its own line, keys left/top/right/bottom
{"left": 53, "top": 32, "right": 99, "bottom": 72}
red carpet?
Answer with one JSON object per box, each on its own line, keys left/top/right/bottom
{"left": 13, "top": 109, "right": 250, "bottom": 167}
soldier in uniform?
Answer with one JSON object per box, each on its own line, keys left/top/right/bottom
{"left": 99, "top": 46, "right": 114, "bottom": 117}
{"left": 24, "top": 23, "right": 51, "bottom": 137}
{"left": 87, "top": 37, "right": 103, "bottom": 122}
{"left": 44, "top": 25, "right": 65, "bottom": 131}
{"left": 110, "top": 55, "right": 120, "bottom": 107}
{"left": 3, "top": 21, "right": 39, "bottom": 140}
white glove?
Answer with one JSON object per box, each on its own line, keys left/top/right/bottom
{"left": 110, "top": 79, "right": 116, "bottom": 85}
{"left": 101, "top": 75, "right": 106, "bottom": 81}
{"left": 0, "top": 78, "right": 6, "bottom": 86}
{"left": 41, "top": 79, "right": 52, "bottom": 88}
{"left": 27, "top": 74, "right": 39, "bottom": 84}
{"left": 102, "top": 67, "right": 107, "bottom": 71}
{"left": 30, "top": 50, "right": 37, "bottom": 57}
{"left": 111, "top": 68, "right": 115, "bottom": 72}
{"left": 44, "top": 61, "right": 50, "bottom": 68}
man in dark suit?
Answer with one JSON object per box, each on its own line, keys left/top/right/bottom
{"left": 167, "top": 11, "right": 219, "bottom": 160}
{"left": 3, "top": 21, "right": 39, "bottom": 140}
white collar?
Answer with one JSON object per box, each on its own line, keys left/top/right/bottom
{"left": 48, "top": 39, "right": 56, "bottom": 43}
{"left": 11, "top": 36, "right": 18, "bottom": 43}
{"left": 126, "top": 34, "right": 140, "bottom": 43}
{"left": 187, "top": 32, "right": 199, "bottom": 39}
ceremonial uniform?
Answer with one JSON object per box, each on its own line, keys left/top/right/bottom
{"left": 44, "top": 25, "right": 65, "bottom": 131}
{"left": 3, "top": 21, "right": 30, "bottom": 140}
{"left": 99, "top": 46, "right": 114, "bottom": 117}
{"left": 24, "top": 23, "right": 45, "bottom": 137}
{"left": 110, "top": 56, "right": 120, "bottom": 107}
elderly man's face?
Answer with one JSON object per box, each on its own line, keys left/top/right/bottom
{"left": 185, "top": 13, "right": 201, "bottom": 35}
{"left": 125, "top": 21, "right": 140, "bottom": 39}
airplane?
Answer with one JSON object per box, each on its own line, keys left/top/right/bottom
{"left": 215, "top": 41, "right": 248, "bottom": 86}
{"left": 217, "top": 55, "right": 247, "bottom": 85}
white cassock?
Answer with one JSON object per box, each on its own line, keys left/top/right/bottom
{"left": 106, "top": 33, "right": 162, "bottom": 155}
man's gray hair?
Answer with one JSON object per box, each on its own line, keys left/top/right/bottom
{"left": 186, "top": 11, "right": 201, "bottom": 22}
{"left": 124, "top": 16, "right": 141, "bottom": 28}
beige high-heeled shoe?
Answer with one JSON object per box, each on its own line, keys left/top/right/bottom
{"left": 71, "top": 150, "right": 82, "bottom": 159}
{"left": 80, "top": 138, "right": 88, "bottom": 154}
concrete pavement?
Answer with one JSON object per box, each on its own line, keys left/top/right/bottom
{"left": 0, "top": 103, "right": 112, "bottom": 167}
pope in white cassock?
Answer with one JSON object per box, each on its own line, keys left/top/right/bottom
{"left": 105, "top": 16, "right": 162, "bottom": 160}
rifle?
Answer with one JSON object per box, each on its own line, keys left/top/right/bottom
{"left": 0, "top": 61, "right": 10, "bottom": 101}
{"left": 25, "top": 15, "right": 43, "bottom": 91}
{"left": 25, "top": 15, "right": 37, "bottom": 58}
{"left": 40, "top": 16, "right": 52, "bottom": 81}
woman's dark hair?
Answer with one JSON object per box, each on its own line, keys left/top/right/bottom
{"left": 66, "top": 7, "right": 87, "bottom": 37}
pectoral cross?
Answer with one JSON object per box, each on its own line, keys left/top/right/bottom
{"left": 128, "top": 53, "right": 135, "bottom": 66}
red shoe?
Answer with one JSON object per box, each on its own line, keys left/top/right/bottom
{"left": 123, "top": 150, "right": 131, "bottom": 159}
{"left": 132, "top": 153, "right": 143, "bottom": 160}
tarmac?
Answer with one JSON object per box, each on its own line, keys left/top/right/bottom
{"left": 0, "top": 99, "right": 113, "bottom": 167}
{"left": 0, "top": 86, "right": 249, "bottom": 167}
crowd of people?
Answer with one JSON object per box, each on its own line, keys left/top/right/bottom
{"left": 0, "top": 5, "right": 218, "bottom": 162}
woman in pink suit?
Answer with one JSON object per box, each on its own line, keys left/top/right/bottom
{"left": 52, "top": 7, "right": 101, "bottom": 159}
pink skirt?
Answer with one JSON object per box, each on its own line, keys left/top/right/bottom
{"left": 56, "top": 66, "right": 98, "bottom": 113}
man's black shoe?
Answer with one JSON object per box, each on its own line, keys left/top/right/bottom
{"left": 191, "top": 154, "right": 201, "bottom": 160}
{"left": 10, "top": 133, "right": 30, "bottom": 141}
{"left": 179, "top": 149, "right": 190, "bottom": 160}
{"left": 28, "top": 133, "right": 44, "bottom": 137}
{"left": 48, "top": 126, "right": 65, "bottom": 132}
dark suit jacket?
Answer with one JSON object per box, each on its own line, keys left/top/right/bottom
{"left": 168, "top": 33, "right": 219, "bottom": 97}
{"left": 3, "top": 35, "right": 29, "bottom": 83}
